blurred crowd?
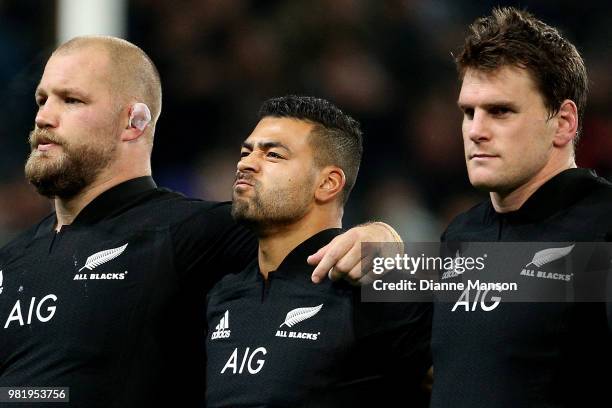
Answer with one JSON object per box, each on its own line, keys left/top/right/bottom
{"left": 1, "top": 0, "right": 611, "bottom": 246}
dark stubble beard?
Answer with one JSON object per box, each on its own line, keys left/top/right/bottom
{"left": 25, "top": 128, "right": 117, "bottom": 199}
{"left": 231, "top": 174, "right": 314, "bottom": 236}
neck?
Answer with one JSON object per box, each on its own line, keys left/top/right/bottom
{"left": 54, "top": 169, "right": 150, "bottom": 232}
{"left": 257, "top": 208, "right": 341, "bottom": 279}
{"left": 490, "top": 157, "right": 576, "bottom": 213}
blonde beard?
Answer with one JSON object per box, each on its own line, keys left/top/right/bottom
{"left": 25, "top": 138, "right": 117, "bottom": 199}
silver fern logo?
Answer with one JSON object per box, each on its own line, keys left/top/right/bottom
{"left": 0, "top": 270, "right": 3, "bottom": 295}
{"left": 525, "top": 244, "right": 575, "bottom": 268}
{"left": 275, "top": 304, "right": 323, "bottom": 341}
{"left": 520, "top": 244, "right": 575, "bottom": 282}
{"left": 79, "top": 243, "right": 128, "bottom": 272}
{"left": 280, "top": 304, "right": 323, "bottom": 328}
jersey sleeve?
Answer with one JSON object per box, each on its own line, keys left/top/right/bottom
{"left": 170, "top": 201, "right": 257, "bottom": 288}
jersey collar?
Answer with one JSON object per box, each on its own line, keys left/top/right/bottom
{"left": 271, "top": 228, "right": 343, "bottom": 278}
{"left": 71, "top": 176, "right": 157, "bottom": 226}
{"left": 34, "top": 176, "right": 157, "bottom": 238}
{"left": 487, "top": 168, "right": 601, "bottom": 223}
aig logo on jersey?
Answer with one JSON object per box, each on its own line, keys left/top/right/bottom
{"left": 275, "top": 304, "right": 322, "bottom": 341}
{"left": 221, "top": 347, "right": 267, "bottom": 375}
{"left": 211, "top": 310, "right": 231, "bottom": 340}
{"left": 73, "top": 243, "right": 129, "bottom": 281}
{"left": 520, "top": 244, "right": 575, "bottom": 282}
{"left": 4, "top": 294, "right": 58, "bottom": 329}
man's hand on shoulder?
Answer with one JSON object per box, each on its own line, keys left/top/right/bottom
{"left": 308, "top": 222, "right": 403, "bottom": 284}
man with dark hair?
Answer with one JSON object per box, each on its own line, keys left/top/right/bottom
{"left": 206, "top": 95, "right": 432, "bottom": 407}
{"left": 0, "top": 38, "right": 402, "bottom": 407}
{"left": 257, "top": 96, "right": 363, "bottom": 205}
{"left": 430, "top": 7, "right": 612, "bottom": 407}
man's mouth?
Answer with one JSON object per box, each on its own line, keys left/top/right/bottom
{"left": 234, "top": 179, "right": 253, "bottom": 188}
{"left": 31, "top": 132, "right": 62, "bottom": 152}
{"left": 234, "top": 171, "right": 255, "bottom": 189}
{"left": 470, "top": 153, "right": 498, "bottom": 160}
{"left": 36, "top": 142, "right": 58, "bottom": 152}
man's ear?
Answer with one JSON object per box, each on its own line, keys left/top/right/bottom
{"left": 122, "top": 102, "right": 151, "bottom": 142}
{"left": 314, "top": 166, "right": 346, "bottom": 204}
{"left": 553, "top": 99, "right": 578, "bottom": 148}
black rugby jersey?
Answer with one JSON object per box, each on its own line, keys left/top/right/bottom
{"left": 431, "top": 168, "right": 612, "bottom": 408}
{"left": 206, "top": 229, "right": 432, "bottom": 408}
{"left": 0, "top": 176, "right": 257, "bottom": 407}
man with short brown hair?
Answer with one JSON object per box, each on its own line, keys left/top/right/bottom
{"left": 432, "top": 7, "right": 611, "bottom": 407}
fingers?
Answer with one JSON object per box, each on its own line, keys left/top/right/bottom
{"left": 310, "top": 233, "right": 355, "bottom": 283}
{"left": 309, "top": 223, "right": 402, "bottom": 284}
{"left": 356, "top": 249, "right": 379, "bottom": 285}
{"left": 324, "top": 235, "right": 383, "bottom": 285}
{"left": 357, "top": 268, "right": 377, "bottom": 286}
{"left": 307, "top": 243, "right": 329, "bottom": 266}
{"left": 327, "top": 243, "right": 362, "bottom": 282}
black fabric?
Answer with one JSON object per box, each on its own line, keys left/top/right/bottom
{"left": 432, "top": 168, "right": 612, "bottom": 408}
{"left": 0, "top": 176, "right": 258, "bottom": 407}
{"left": 206, "top": 228, "right": 432, "bottom": 408}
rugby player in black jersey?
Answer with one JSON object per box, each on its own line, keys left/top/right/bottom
{"left": 432, "top": 7, "right": 612, "bottom": 408}
{"left": 206, "top": 95, "right": 432, "bottom": 407}
{"left": 0, "top": 36, "right": 403, "bottom": 407}
{"left": 316, "top": 7, "right": 612, "bottom": 407}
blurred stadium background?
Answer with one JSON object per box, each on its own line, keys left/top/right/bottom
{"left": 1, "top": 0, "right": 611, "bottom": 246}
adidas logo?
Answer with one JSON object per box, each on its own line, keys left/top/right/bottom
{"left": 211, "top": 310, "right": 231, "bottom": 340}
{"left": 441, "top": 250, "right": 462, "bottom": 279}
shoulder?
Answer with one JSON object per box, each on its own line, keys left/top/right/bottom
{"left": 0, "top": 213, "right": 54, "bottom": 262}
{"left": 572, "top": 175, "right": 612, "bottom": 239}
{"left": 115, "top": 187, "right": 234, "bottom": 230}
{"left": 577, "top": 173, "right": 612, "bottom": 207}
{"left": 442, "top": 201, "right": 492, "bottom": 242}
{"left": 141, "top": 188, "right": 231, "bottom": 219}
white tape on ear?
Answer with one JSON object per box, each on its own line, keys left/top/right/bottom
{"left": 129, "top": 103, "right": 151, "bottom": 131}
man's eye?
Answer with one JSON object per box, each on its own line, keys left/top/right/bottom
{"left": 65, "top": 97, "right": 82, "bottom": 104}
{"left": 36, "top": 98, "right": 46, "bottom": 107}
{"left": 267, "top": 152, "right": 283, "bottom": 159}
{"left": 240, "top": 151, "right": 250, "bottom": 158}
{"left": 490, "top": 107, "right": 510, "bottom": 116}
{"left": 463, "top": 108, "right": 474, "bottom": 119}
